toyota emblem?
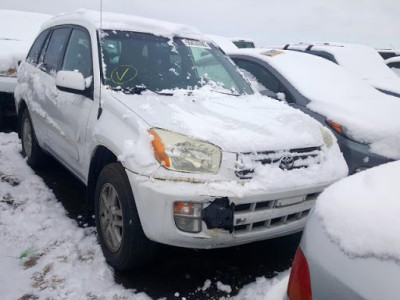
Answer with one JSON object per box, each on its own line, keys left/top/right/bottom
{"left": 279, "top": 155, "right": 295, "bottom": 170}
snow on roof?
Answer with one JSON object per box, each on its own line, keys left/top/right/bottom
{"left": 207, "top": 34, "right": 239, "bottom": 52}
{"left": 228, "top": 48, "right": 400, "bottom": 159}
{"left": 43, "top": 9, "right": 206, "bottom": 40}
{"left": 289, "top": 43, "right": 400, "bottom": 95}
{"left": 315, "top": 161, "right": 400, "bottom": 263}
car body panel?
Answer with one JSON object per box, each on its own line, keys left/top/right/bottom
{"left": 300, "top": 209, "right": 400, "bottom": 300}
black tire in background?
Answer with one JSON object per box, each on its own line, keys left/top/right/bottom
{"left": 20, "top": 108, "right": 46, "bottom": 168}
{"left": 95, "top": 162, "right": 157, "bottom": 271}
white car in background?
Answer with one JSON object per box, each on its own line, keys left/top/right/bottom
{"left": 282, "top": 42, "right": 400, "bottom": 98}
{"left": 287, "top": 161, "right": 400, "bottom": 300}
{"left": 0, "top": 9, "right": 50, "bottom": 125}
{"left": 15, "top": 10, "right": 347, "bottom": 271}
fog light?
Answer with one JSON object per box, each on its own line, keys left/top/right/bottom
{"left": 174, "top": 202, "right": 202, "bottom": 233}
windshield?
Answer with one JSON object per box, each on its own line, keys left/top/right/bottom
{"left": 99, "top": 30, "right": 253, "bottom": 95}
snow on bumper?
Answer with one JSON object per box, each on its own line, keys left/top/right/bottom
{"left": 127, "top": 170, "right": 333, "bottom": 249}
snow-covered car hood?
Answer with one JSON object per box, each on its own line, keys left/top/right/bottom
{"left": 366, "top": 77, "right": 400, "bottom": 96}
{"left": 110, "top": 89, "right": 325, "bottom": 153}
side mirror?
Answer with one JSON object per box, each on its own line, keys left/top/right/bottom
{"left": 260, "top": 89, "right": 280, "bottom": 100}
{"left": 55, "top": 70, "right": 86, "bottom": 94}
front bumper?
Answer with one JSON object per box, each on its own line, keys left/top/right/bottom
{"left": 0, "top": 76, "right": 17, "bottom": 94}
{"left": 338, "top": 138, "right": 392, "bottom": 174}
{"left": 127, "top": 170, "right": 331, "bottom": 249}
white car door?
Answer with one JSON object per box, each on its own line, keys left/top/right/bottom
{"left": 22, "top": 28, "right": 52, "bottom": 146}
{"left": 41, "top": 26, "right": 94, "bottom": 178}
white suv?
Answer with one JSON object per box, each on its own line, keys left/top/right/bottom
{"left": 15, "top": 10, "right": 348, "bottom": 271}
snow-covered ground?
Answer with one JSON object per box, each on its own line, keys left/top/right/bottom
{"left": 0, "top": 132, "right": 288, "bottom": 299}
{"left": 0, "top": 133, "right": 148, "bottom": 300}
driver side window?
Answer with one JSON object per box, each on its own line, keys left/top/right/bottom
{"left": 62, "top": 28, "right": 93, "bottom": 79}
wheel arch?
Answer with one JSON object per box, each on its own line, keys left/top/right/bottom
{"left": 86, "top": 145, "right": 119, "bottom": 218}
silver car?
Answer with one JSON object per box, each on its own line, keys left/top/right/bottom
{"left": 287, "top": 161, "right": 400, "bottom": 300}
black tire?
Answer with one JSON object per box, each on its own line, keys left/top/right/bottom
{"left": 95, "top": 162, "right": 157, "bottom": 271}
{"left": 20, "top": 108, "right": 46, "bottom": 168}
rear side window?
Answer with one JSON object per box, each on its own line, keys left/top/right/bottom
{"left": 61, "top": 29, "right": 92, "bottom": 78}
{"left": 42, "top": 27, "right": 71, "bottom": 72}
{"left": 26, "top": 29, "right": 50, "bottom": 65}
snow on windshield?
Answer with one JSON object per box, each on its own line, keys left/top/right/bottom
{"left": 100, "top": 30, "right": 253, "bottom": 95}
{"left": 245, "top": 49, "right": 400, "bottom": 159}
{"left": 315, "top": 161, "right": 400, "bottom": 263}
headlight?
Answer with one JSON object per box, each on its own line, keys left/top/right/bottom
{"left": 149, "top": 128, "right": 222, "bottom": 174}
{"left": 320, "top": 126, "right": 334, "bottom": 148}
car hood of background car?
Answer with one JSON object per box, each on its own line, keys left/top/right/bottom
{"left": 111, "top": 89, "right": 325, "bottom": 153}
{"left": 230, "top": 49, "right": 400, "bottom": 159}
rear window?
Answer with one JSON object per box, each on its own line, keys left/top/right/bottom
{"left": 26, "top": 29, "right": 50, "bottom": 65}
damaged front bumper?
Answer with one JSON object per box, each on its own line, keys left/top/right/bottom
{"left": 127, "top": 170, "right": 330, "bottom": 249}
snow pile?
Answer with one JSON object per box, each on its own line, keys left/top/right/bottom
{"left": 229, "top": 48, "right": 400, "bottom": 159}
{"left": 315, "top": 161, "right": 400, "bottom": 262}
{"left": 216, "top": 281, "right": 232, "bottom": 294}
{"left": 0, "top": 133, "right": 149, "bottom": 300}
{"left": 0, "top": 10, "right": 51, "bottom": 69}
{"left": 234, "top": 271, "right": 289, "bottom": 300}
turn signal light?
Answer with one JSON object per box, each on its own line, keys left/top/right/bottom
{"left": 326, "top": 120, "right": 343, "bottom": 135}
{"left": 287, "top": 247, "right": 312, "bottom": 300}
{"left": 149, "top": 129, "right": 171, "bottom": 168}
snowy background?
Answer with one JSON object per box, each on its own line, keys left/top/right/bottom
{"left": 2, "top": 0, "right": 400, "bottom": 49}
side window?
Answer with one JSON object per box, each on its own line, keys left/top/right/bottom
{"left": 62, "top": 29, "right": 92, "bottom": 78}
{"left": 26, "top": 29, "right": 50, "bottom": 65}
{"left": 234, "top": 59, "right": 280, "bottom": 91}
{"left": 190, "top": 47, "right": 238, "bottom": 91}
{"left": 42, "top": 27, "right": 71, "bottom": 73}
{"left": 233, "top": 58, "right": 294, "bottom": 103}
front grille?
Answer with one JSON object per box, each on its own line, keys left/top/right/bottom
{"left": 236, "top": 146, "right": 322, "bottom": 179}
{"left": 233, "top": 193, "right": 318, "bottom": 234}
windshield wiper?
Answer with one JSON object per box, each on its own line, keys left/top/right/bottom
{"left": 111, "top": 86, "right": 173, "bottom": 96}
{"left": 211, "top": 89, "right": 240, "bottom": 97}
